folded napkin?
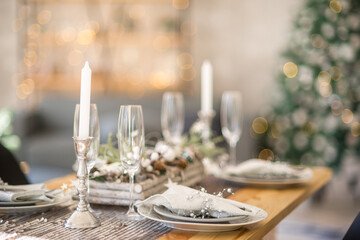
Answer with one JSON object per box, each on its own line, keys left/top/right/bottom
{"left": 0, "top": 183, "right": 54, "bottom": 202}
{"left": 136, "top": 181, "right": 256, "bottom": 218}
{"left": 223, "top": 159, "right": 312, "bottom": 179}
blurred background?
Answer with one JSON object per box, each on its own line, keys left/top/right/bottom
{"left": 0, "top": 0, "right": 359, "bottom": 239}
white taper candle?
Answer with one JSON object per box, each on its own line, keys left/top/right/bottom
{"left": 78, "top": 61, "right": 92, "bottom": 138}
{"left": 201, "top": 60, "right": 213, "bottom": 114}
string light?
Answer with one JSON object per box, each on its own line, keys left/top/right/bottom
{"left": 330, "top": 0, "right": 342, "bottom": 14}
{"left": 283, "top": 62, "right": 298, "bottom": 78}
{"left": 172, "top": 0, "right": 189, "bottom": 10}
{"left": 342, "top": 109, "right": 354, "bottom": 124}
{"left": 258, "top": 149, "right": 275, "bottom": 161}
{"left": 252, "top": 117, "right": 269, "bottom": 134}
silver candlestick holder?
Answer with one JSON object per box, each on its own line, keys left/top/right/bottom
{"left": 198, "top": 110, "right": 216, "bottom": 144}
{"left": 64, "top": 137, "right": 100, "bottom": 229}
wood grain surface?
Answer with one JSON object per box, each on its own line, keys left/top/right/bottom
{"left": 45, "top": 167, "right": 332, "bottom": 240}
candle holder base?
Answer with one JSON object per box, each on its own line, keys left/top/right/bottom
{"left": 64, "top": 210, "right": 100, "bottom": 229}
{"left": 64, "top": 137, "right": 100, "bottom": 229}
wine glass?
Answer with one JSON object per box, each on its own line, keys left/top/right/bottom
{"left": 161, "top": 92, "right": 184, "bottom": 145}
{"left": 221, "top": 91, "right": 243, "bottom": 165}
{"left": 74, "top": 104, "right": 100, "bottom": 211}
{"left": 118, "top": 105, "right": 144, "bottom": 221}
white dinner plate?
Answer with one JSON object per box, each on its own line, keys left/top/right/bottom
{"left": 0, "top": 196, "right": 71, "bottom": 215}
{"left": 137, "top": 203, "right": 267, "bottom": 232}
{"left": 216, "top": 168, "right": 313, "bottom": 186}
{"left": 153, "top": 205, "right": 249, "bottom": 223}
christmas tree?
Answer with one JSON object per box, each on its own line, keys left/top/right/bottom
{"left": 256, "top": 0, "right": 360, "bottom": 169}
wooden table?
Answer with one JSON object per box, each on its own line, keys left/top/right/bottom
{"left": 44, "top": 167, "right": 332, "bottom": 240}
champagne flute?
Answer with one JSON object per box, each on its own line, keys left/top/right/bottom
{"left": 118, "top": 105, "right": 144, "bottom": 221}
{"left": 74, "top": 104, "right": 100, "bottom": 211}
{"left": 221, "top": 91, "right": 243, "bottom": 165}
{"left": 161, "top": 92, "right": 184, "bottom": 145}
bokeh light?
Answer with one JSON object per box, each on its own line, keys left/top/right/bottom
{"left": 330, "top": 0, "right": 342, "bottom": 14}
{"left": 351, "top": 122, "right": 360, "bottom": 136}
{"left": 317, "top": 71, "right": 331, "bottom": 85}
{"left": 283, "top": 62, "right": 298, "bottom": 78}
{"left": 172, "top": 0, "right": 189, "bottom": 10}
{"left": 27, "top": 24, "right": 41, "bottom": 39}
{"left": 331, "top": 100, "right": 343, "bottom": 116}
{"left": 77, "top": 29, "right": 95, "bottom": 45}
{"left": 180, "top": 67, "right": 196, "bottom": 81}
{"left": 252, "top": 117, "right": 268, "bottom": 134}
{"left": 37, "top": 10, "right": 52, "bottom": 25}
{"left": 319, "top": 84, "right": 332, "bottom": 98}
{"left": 342, "top": 109, "right": 354, "bottom": 124}
{"left": 177, "top": 52, "right": 193, "bottom": 69}
{"left": 150, "top": 71, "right": 175, "bottom": 89}
{"left": 258, "top": 149, "right": 275, "bottom": 161}
{"left": 329, "top": 66, "right": 342, "bottom": 81}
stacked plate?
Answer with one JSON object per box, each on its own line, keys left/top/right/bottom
{"left": 0, "top": 194, "right": 71, "bottom": 215}
{"left": 137, "top": 203, "right": 267, "bottom": 232}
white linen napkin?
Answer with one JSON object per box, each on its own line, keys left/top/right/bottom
{"left": 223, "top": 159, "right": 312, "bottom": 179}
{"left": 0, "top": 184, "right": 53, "bottom": 202}
{"left": 136, "top": 181, "right": 256, "bottom": 218}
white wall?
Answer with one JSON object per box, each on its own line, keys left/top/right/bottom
{"left": 192, "top": 0, "right": 304, "bottom": 115}
{"left": 0, "top": 0, "right": 16, "bottom": 108}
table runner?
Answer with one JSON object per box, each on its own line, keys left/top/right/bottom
{"left": 0, "top": 203, "right": 171, "bottom": 240}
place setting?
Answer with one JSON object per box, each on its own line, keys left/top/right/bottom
{"left": 135, "top": 181, "right": 268, "bottom": 232}
{"left": 0, "top": 179, "right": 71, "bottom": 215}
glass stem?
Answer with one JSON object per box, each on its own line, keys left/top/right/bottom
{"left": 229, "top": 141, "right": 237, "bottom": 165}
{"left": 129, "top": 172, "right": 135, "bottom": 213}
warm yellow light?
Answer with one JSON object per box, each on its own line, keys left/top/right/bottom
{"left": 330, "top": 0, "right": 342, "bottom": 14}
{"left": 37, "top": 10, "right": 52, "bottom": 25}
{"left": 270, "top": 122, "right": 281, "bottom": 139}
{"left": 252, "top": 117, "right": 268, "bottom": 134}
{"left": 331, "top": 100, "right": 343, "bottom": 116}
{"left": 77, "top": 29, "right": 95, "bottom": 45}
{"left": 351, "top": 122, "right": 360, "bottom": 136}
{"left": 27, "top": 24, "right": 41, "bottom": 39}
{"left": 177, "top": 52, "right": 193, "bottom": 69}
{"left": 85, "top": 21, "right": 100, "bottom": 33}
{"left": 149, "top": 71, "right": 174, "bottom": 89}
{"left": 129, "top": 5, "right": 145, "bottom": 20}
{"left": 24, "top": 78, "right": 35, "bottom": 94}
{"left": 153, "top": 35, "right": 170, "bottom": 50}
{"left": 180, "top": 67, "right": 196, "bottom": 81}
{"left": 317, "top": 71, "right": 331, "bottom": 85}
{"left": 330, "top": 66, "right": 342, "bottom": 81}
{"left": 311, "top": 34, "right": 325, "bottom": 48}
{"left": 283, "top": 62, "right": 298, "bottom": 78}
{"left": 16, "top": 86, "right": 27, "bottom": 100}
{"left": 258, "top": 149, "right": 275, "bottom": 161}
{"left": 68, "top": 50, "right": 83, "bottom": 66}
{"left": 61, "top": 27, "right": 77, "bottom": 42}
{"left": 319, "top": 84, "right": 332, "bottom": 98}
{"left": 172, "top": 0, "right": 189, "bottom": 10}
{"left": 342, "top": 109, "right": 354, "bottom": 124}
